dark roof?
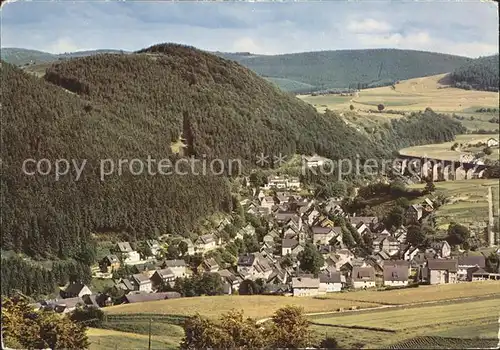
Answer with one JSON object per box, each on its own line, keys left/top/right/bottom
{"left": 352, "top": 267, "right": 376, "bottom": 281}
{"left": 116, "top": 278, "right": 134, "bottom": 291}
{"left": 319, "top": 272, "right": 342, "bottom": 283}
{"left": 282, "top": 238, "right": 299, "bottom": 249}
{"left": 349, "top": 216, "right": 378, "bottom": 226}
{"left": 164, "top": 259, "right": 186, "bottom": 268}
{"left": 312, "top": 226, "right": 332, "bottom": 234}
{"left": 427, "top": 259, "right": 458, "bottom": 272}
{"left": 132, "top": 273, "right": 151, "bottom": 284}
{"left": 203, "top": 258, "right": 219, "bottom": 269}
{"left": 154, "top": 268, "right": 175, "bottom": 279}
{"left": 237, "top": 254, "right": 256, "bottom": 266}
{"left": 458, "top": 255, "right": 486, "bottom": 268}
{"left": 383, "top": 265, "right": 409, "bottom": 282}
{"left": 125, "top": 292, "right": 181, "bottom": 303}
{"left": 116, "top": 242, "right": 133, "bottom": 253}
{"left": 63, "top": 283, "right": 90, "bottom": 297}
{"left": 105, "top": 255, "right": 120, "bottom": 264}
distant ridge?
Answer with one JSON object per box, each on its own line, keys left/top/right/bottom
{"left": 3, "top": 47, "right": 473, "bottom": 92}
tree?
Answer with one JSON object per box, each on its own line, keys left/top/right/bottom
{"left": 349, "top": 104, "right": 355, "bottom": 111}
{"left": 180, "top": 314, "right": 232, "bottom": 349}
{"left": 483, "top": 147, "right": 493, "bottom": 155}
{"left": 425, "top": 180, "right": 436, "bottom": 193}
{"left": 385, "top": 205, "right": 405, "bottom": 229}
{"left": 238, "top": 279, "right": 260, "bottom": 295}
{"left": 446, "top": 223, "right": 470, "bottom": 246}
{"left": 269, "top": 305, "right": 311, "bottom": 348}
{"left": 319, "top": 336, "right": 339, "bottom": 349}
{"left": 178, "top": 240, "right": 189, "bottom": 257}
{"left": 219, "top": 310, "right": 266, "bottom": 349}
{"left": 69, "top": 306, "right": 104, "bottom": 327}
{"left": 2, "top": 296, "right": 89, "bottom": 349}
{"left": 377, "top": 104, "right": 385, "bottom": 112}
{"left": 406, "top": 224, "right": 426, "bottom": 247}
{"left": 197, "top": 273, "right": 225, "bottom": 296}
{"left": 298, "top": 243, "right": 324, "bottom": 275}
{"left": 485, "top": 252, "right": 500, "bottom": 273}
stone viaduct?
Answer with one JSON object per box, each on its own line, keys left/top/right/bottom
{"left": 395, "top": 154, "right": 488, "bottom": 181}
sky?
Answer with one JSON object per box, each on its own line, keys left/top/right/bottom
{"left": 1, "top": 0, "right": 498, "bottom": 58}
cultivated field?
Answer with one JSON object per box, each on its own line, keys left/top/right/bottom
{"left": 105, "top": 282, "right": 500, "bottom": 318}
{"left": 409, "top": 179, "right": 499, "bottom": 228}
{"left": 299, "top": 74, "right": 500, "bottom": 115}
{"left": 104, "top": 295, "right": 379, "bottom": 319}
{"left": 314, "top": 281, "right": 500, "bottom": 305}
{"left": 399, "top": 134, "right": 499, "bottom": 161}
{"left": 310, "top": 298, "right": 500, "bottom": 349}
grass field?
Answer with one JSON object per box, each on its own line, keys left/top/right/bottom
{"left": 399, "top": 134, "right": 499, "bottom": 161}
{"left": 104, "top": 295, "right": 379, "bottom": 319}
{"left": 310, "top": 298, "right": 500, "bottom": 349}
{"left": 87, "top": 328, "right": 181, "bottom": 350}
{"left": 105, "top": 282, "right": 500, "bottom": 318}
{"left": 409, "top": 179, "right": 499, "bottom": 228}
{"left": 299, "top": 74, "right": 499, "bottom": 115}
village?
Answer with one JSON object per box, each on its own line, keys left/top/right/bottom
{"left": 34, "top": 157, "right": 500, "bottom": 315}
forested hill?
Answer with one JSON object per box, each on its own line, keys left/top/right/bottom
{"left": 215, "top": 49, "right": 472, "bottom": 92}
{"left": 1, "top": 61, "right": 232, "bottom": 260}
{"left": 45, "top": 43, "right": 386, "bottom": 162}
{"left": 448, "top": 54, "right": 499, "bottom": 92}
{"left": 1, "top": 43, "right": 466, "bottom": 264}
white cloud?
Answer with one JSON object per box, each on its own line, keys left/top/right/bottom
{"left": 47, "top": 38, "right": 82, "bottom": 54}
{"left": 231, "top": 37, "right": 263, "bottom": 54}
{"left": 347, "top": 19, "right": 392, "bottom": 34}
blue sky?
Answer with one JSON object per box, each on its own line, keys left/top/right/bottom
{"left": 1, "top": 0, "right": 498, "bottom": 58}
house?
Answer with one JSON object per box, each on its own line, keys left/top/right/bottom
{"left": 430, "top": 241, "right": 451, "bottom": 258}
{"left": 216, "top": 269, "right": 241, "bottom": 294}
{"left": 146, "top": 239, "right": 161, "bottom": 257}
{"left": 348, "top": 216, "right": 378, "bottom": 230}
{"left": 287, "top": 177, "right": 301, "bottom": 189}
{"left": 163, "top": 259, "right": 187, "bottom": 278}
{"left": 150, "top": 268, "right": 176, "bottom": 289}
{"left": 457, "top": 255, "right": 486, "bottom": 280}
{"left": 467, "top": 267, "right": 500, "bottom": 281}
{"left": 303, "top": 154, "right": 329, "bottom": 168}
{"left": 281, "top": 239, "right": 302, "bottom": 256}
{"left": 312, "top": 226, "right": 335, "bottom": 245}
{"left": 100, "top": 254, "right": 121, "bottom": 273}
{"left": 267, "top": 266, "right": 289, "bottom": 285}
{"left": 261, "top": 196, "right": 276, "bottom": 210}
{"left": 305, "top": 208, "right": 321, "bottom": 226}
{"left": 116, "top": 242, "right": 141, "bottom": 265}
{"left": 60, "top": 283, "right": 92, "bottom": 299}
{"left": 406, "top": 205, "right": 423, "bottom": 223}
{"left": 318, "top": 272, "right": 344, "bottom": 293}
{"left": 380, "top": 236, "right": 400, "bottom": 256}
{"left": 200, "top": 258, "right": 220, "bottom": 273}
{"left": 292, "top": 276, "right": 320, "bottom": 296}
{"left": 124, "top": 291, "right": 181, "bottom": 304}
{"left": 236, "top": 253, "right": 274, "bottom": 280}
{"left": 53, "top": 297, "right": 84, "bottom": 314}
{"left": 351, "top": 267, "right": 376, "bottom": 289}
{"left": 131, "top": 273, "right": 153, "bottom": 292}
{"left": 394, "top": 226, "right": 408, "bottom": 243}
{"left": 263, "top": 230, "right": 279, "bottom": 245}
{"left": 403, "top": 246, "right": 419, "bottom": 261}
{"left": 426, "top": 259, "right": 458, "bottom": 285}
{"left": 195, "top": 234, "right": 218, "bottom": 253}
{"left": 383, "top": 265, "right": 409, "bottom": 287}
{"left": 355, "top": 222, "right": 370, "bottom": 236}
{"left": 487, "top": 138, "right": 499, "bottom": 148}
{"left": 115, "top": 278, "right": 135, "bottom": 293}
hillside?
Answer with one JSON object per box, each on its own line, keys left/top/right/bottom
{"left": 44, "top": 43, "right": 387, "bottom": 162}
{"left": 1, "top": 61, "right": 232, "bottom": 260}
{"left": 448, "top": 54, "right": 499, "bottom": 92}
{"left": 219, "top": 49, "right": 472, "bottom": 92}
{"left": 1, "top": 47, "right": 128, "bottom": 66}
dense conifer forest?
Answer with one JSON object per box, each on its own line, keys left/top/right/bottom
{"left": 1, "top": 44, "right": 467, "bottom": 297}
{"left": 217, "top": 49, "right": 472, "bottom": 92}
{"left": 449, "top": 54, "right": 499, "bottom": 91}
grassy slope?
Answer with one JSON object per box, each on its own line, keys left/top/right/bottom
{"left": 310, "top": 297, "right": 500, "bottom": 348}
{"left": 87, "top": 328, "right": 181, "bottom": 350}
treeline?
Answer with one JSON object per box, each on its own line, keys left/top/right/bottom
{"left": 0, "top": 256, "right": 92, "bottom": 297}
{"left": 449, "top": 55, "right": 499, "bottom": 92}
